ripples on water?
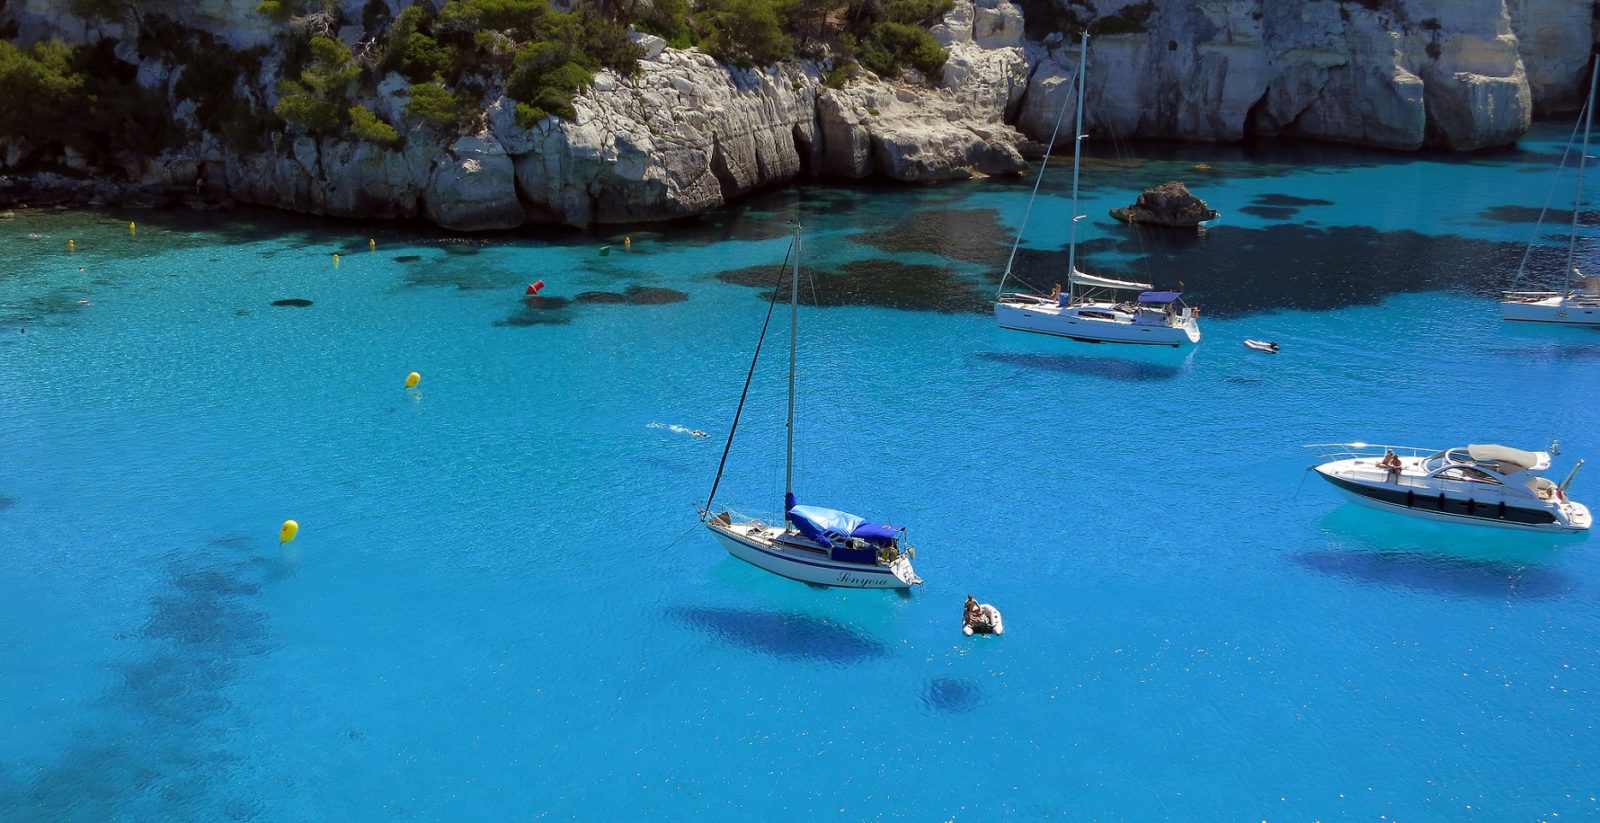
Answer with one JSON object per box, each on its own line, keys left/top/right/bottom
{"left": 2, "top": 124, "right": 1598, "bottom": 819}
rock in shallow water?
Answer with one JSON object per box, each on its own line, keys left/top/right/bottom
{"left": 1110, "top": 181, "right": 1218, "bottom": 228}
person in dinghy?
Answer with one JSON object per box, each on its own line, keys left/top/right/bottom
{"left": 963, "top": 595, "right": 1005, "bottom": 636}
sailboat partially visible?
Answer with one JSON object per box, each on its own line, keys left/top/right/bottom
{"left": 1501, "top": 62, "right": 1600, "bottom": 326}
{"left": 993, "top": 33, "right": 1201, "bottom": 348}
{"left": 700, "top": 224, "right": 922, "bottom": 589}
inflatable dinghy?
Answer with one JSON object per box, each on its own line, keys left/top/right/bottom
{"left": 1244, "top": 339, "right": 1279, "bottom": 353}
{"left": 963, "top": 604, "right": 1005, "bottom": 636}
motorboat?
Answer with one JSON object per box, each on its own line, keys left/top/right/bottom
{"left": 1500, "top": 63, "right": 1600, "bottom": 327}
{"left": 1309, "top": 443, "right": 1590, "bottom": 533}
{"left": 992, "top": 32, "right": 1201, "bottom": 348}
{"left": 699, "top": 224, "right": 922, "bottom": 589}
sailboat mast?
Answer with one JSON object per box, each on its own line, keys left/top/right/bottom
{"left": 784, "top": 223, "right": 800, "bottom": 513}
{"left": 1565, "top": 61, "right": 1598, "bottom": 294}
{"left": 1066, "top": 33, "right": 1089, "bottom": 298}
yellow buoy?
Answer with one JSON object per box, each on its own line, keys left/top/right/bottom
{"left": 279, "top": 519, "right": 299, "bottom": 544}
{"left": 128, "top": 222, "right": 136, "bottom": 235}
{"left": 368, "top": 238, "right": 376, "bottom": 250}
{"left": 333, "top": 253, "right": 341, "bottom": 267}
{"left": 405, "top": 371, "right": 421, "bottom": 388}
{"left": 624, "top": 236, "right": 632, "bottom": 248}
{"left": 67, "top": 239, "right": 76, "bottom": 252}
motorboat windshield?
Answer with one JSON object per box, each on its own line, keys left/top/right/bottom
{"left": 1420, "top": 445, "right": 1549, "bottom": 476}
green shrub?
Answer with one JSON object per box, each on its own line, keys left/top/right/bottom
{"left": 256, "top": 0, "right": 296, "bottom": 22}
{"left": 695, "top": 0, "right": 791, "bottom": 67}
{"left": 394, "top": 32, "right": 450, "bottom": 81}
{"left": 404, "top": 81, "right": 461, "bottom": 124}
{"left": 303, "top": 36, "right": 361, "bottom": 95}
{"left": 222, "top": 99, "right": 277, "bottom": 152}
{"left": 348, "top": 103, "right": 400, "bottom": 144}
{"left": 822, "top": 60, "right": 855, "bottom": 89}
{"left": 514, "top": 101, "right": 548, "bottom": 128}
{"left": 0, "top": 41, "right": 83, "bottom": 140}
{"left": 858, "top": 20, "right": 945, "bottom": 78}
{"left": 882, "top": 0, "right": 953, "bottom": 25}
{"left": 438, "top": 0, "right": 551, "bottom": 40}
{"left": 578, "top": 9, "right": 643, "bottom": 76}
{"left": 636, "top": 0, "right": 693, "bottom": 45}
{"left": 274, "top": 79, "right": 345, "bottom": 131}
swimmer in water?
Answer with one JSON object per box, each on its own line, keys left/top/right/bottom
{"left": 692, "top": 429, "right": 709, "bottom": 438}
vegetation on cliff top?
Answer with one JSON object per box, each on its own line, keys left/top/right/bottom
{"left": 0, "top": 0, "right": 957, "bottom": 174}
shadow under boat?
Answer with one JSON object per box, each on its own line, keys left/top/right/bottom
{"left": 667, "top": 605, "right": 890, "bottom": 664}
{"left": 972, "top": 348, "right": 1193, "bottom": 382}
{"left": 1291, "top": 547, "right": 1574, "bottom": 599}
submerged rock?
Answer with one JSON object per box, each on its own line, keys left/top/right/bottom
{"left": 1110, "top": 181, "right": 1218, "bottom": 228}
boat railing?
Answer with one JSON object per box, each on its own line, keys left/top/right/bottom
{"left": 1305, "top": 443, "right": 1437, "bottom": 461}
{"left": 712, "top": 503, "right": 784, "bottom": 530}
{"left": 998, "top": 292, "right": 1055, "bottom": 305}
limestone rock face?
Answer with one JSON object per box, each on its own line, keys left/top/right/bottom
{"left": 425, "top": 134, "right": 525, "bottom": 231}
{"left": 1110, "top": 181, "right": 1219, "bottom": 228}
{"left": 816, "top": 0, "right": 1030, "bottom": 182}
{"left": 1506, "top": 0, "right": 1596, "bottom": 112}
{"left": 4, "top": 0, "right": 1597, "bottom": 229}
{"left": 506, "top": 50, "right": 816, "bottom": 227}
{"left": 1017, "top": 0, "right": 1542, "bottom": 151}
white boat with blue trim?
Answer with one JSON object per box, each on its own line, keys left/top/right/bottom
{"left": 1310, "top": 443, "right": 1589, "bottom": 533}
{"left": 700, "top": 224, "right": 922, "bottom": 589}
{"left": 992, "top": 32, "right": 1201, "bottom": 349}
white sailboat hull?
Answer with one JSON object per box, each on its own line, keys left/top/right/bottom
{"left": 707, "top": 521, "right": 919, "bottom": 589}
{"left": 995, "top": 299, "right": 1201, "bottom": 347}
{"left": 1500, "top": 294, "right": 1600, "bottom": 325}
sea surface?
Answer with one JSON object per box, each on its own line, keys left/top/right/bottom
{"left": 3, "top": 125, "right": 1599, "bottom": 820}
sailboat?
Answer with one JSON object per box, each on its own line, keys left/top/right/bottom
{"left": 1501, "top": 62, "right": 1600, "bottom": 326}
{"left": 993, "top": 33, "right": 1201, "bottom": 347}
{"left": 699, "top": 224, "right": 923, "bottom": 589}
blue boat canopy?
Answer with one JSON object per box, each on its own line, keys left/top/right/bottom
{"left": 788, "top": 504, "right": 901, "bottom": 546}
{"left": 1137, "top": 290, "right": 1182, "bottom": 303}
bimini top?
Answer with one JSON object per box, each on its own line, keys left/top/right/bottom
{"left": 1467, "top": 444, "right": 1550, "bottom": 473}
{"left": 789, "top": 504, "right": 901, "bottom": 546}
{"left": 1069, "top": 270, "right": 1151, "bottom": 291}
{"left": 1137, "top": 290, "right": 1181, "bottom": 303}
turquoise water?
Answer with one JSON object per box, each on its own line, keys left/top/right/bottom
{"left": 3, "top": 125, "right": 1599, "bottom": 819}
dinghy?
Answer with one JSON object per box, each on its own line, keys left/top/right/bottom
{"left": 1244, "top": 339, "right": 1278, "bottom": 353}
{"left": 963, "top": 602, "right": 1004, "bottom": 636}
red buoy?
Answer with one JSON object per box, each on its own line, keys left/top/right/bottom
{"left": 525, "top": 280, "right": 545, "bottom": 296}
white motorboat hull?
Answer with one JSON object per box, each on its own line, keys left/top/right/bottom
{"left": 1313, "top": 462, "right": 1591, "bottom": 533}
{"left": 708, "top": 522, "right": 919, "bottom": 589}
{"left": 1500, "top": 295, "right": 1600, "bottom": 326}
{"left": 995, "top": 300, "right": 1200, "bottom": 347}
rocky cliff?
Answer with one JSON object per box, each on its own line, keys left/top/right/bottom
{"left": 1, "top": 0, "right": 1595, "bottom": 230}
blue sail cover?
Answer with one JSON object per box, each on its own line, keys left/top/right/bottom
{"left": 1137, "top": 290, "right": 1181, "bottom": 303}
{"left": 788, "top": 505, "right": 901, "bottom": 546}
